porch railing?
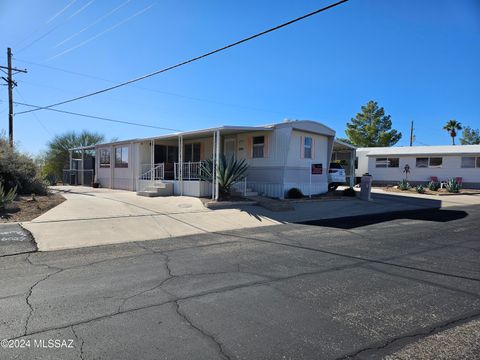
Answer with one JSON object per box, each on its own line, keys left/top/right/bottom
{"left": 174, "top": 161, "right": 203, "bottom": 180}
{"left": 139, "top": 163, "right": 164, "bottom": 180}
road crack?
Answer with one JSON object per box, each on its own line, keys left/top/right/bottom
{"left": 71, "top": 326, "right": 85, "bottom": 360}
{"left": 175, "top": 300, "right": 232, "bottom": 360}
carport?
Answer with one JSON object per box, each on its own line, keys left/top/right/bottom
{"left": 332, "top": 140, "right": 356, "bottom": 187}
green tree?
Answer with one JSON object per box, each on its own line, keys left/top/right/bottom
{"left": 44, "top": 130, "right": 105, "bottom": 182}
{"left": 443, "top": 119, "right": 462, "bottom": 145}
{"left": 344, "top": 101, "right": 402, "bottom": 147}
{"left": 460, "top": 126, "right": 480, "bottom": 145}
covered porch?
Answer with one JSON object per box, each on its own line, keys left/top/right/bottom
{"left": 332, "top": 140, "right": 357, "bottom": 187}
{"left": 137, "top": 126, "right": 272, "bottom": 199}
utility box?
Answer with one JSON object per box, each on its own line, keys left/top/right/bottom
{"left": 359, "top": 174, "right": 373, "bottom": 201}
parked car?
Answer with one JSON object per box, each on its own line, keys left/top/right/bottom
{"left": 328, "top": 163, "right": 346, "bottom": 191}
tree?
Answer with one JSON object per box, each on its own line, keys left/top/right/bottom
{"left": 460, "top": 126, "right": 480, "bottom": 145}
{"left": 443, "top": 119, "right": 462, "bottom": 145}
{"left": 44, "top": 130, "right": 105, "bottom": 182}
{"left": 344, "top": 101, "right": 402, "bottom": 147}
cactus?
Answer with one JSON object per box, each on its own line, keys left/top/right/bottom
{"left": 398, "top": 179, "right": 410, "bottom": 191}
{"left": 415, "top": 185, "right": 425, "bottom": 194}
{"left": 428, "top": 181, "right": 440, "bottom": 191}
{"left": 445, "top": 178, "right": 461, "bottom": 193}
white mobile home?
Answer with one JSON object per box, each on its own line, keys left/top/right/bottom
{"left": 70, "top": 120, "right": 355, "bottom": 199}
{"left": 356, "top": 145, "right": 480, "bottom": 188}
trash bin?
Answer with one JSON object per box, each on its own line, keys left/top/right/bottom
{"left": 359, "top": 173, "right": 373, "bottom": 201}
{"left": 69, "top": 171, "right": 76, "bottom": 185}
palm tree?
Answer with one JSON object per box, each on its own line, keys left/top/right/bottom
{"left": 443, "top": 120, "right": 462, "bottom": 145}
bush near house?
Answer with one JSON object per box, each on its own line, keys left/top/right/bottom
{"left": 398, "top": 179, "right": 410, "bottom": 191}
{"left": 0, "top": 183, "right": 17, "bottom": 210}
{"left": 287, "top": 188, "right": 304, "bottom": 199}
{"left": 445, "top": 178, "right": 461, "bottom": 193}
{"left": 0, "top": 136, "right": 48, "bottom": 195}
{"left": 428, "top": 181, "right": 440, "bottom": 191}
{"left": 415, "top": 185, "right": 425, "bottom": 194}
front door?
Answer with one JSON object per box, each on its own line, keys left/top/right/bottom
{"left": 224, "top": 138, "right": 236, "bottom": 160}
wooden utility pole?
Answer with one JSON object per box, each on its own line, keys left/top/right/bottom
{"left": 1, "top": 47, "right": 27, "bottom": 147}
{"left": 409, "top": 120, "right": 414, "bottom": 147}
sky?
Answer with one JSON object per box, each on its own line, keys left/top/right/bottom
{"left": 0, "top": 0, "right": 479, "bottom": 155}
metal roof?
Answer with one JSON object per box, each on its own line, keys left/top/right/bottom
{"left": 357, "top": 145, "right": 480, "bottom": 157}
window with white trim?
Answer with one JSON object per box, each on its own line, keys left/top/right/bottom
{"left": 416, "top": 157, "right": 443, "bottom": 168}
{"left": 252, "top": 136, "right": 265, "bottom": 158}
{"left": 461, "top": 156, "right": 480, "bottom": 168}
{"left": 303, "top": 137, "right": 312, "bottom": 159}
{"left": 99, "top": 149, "right": 110, "bottom": 168}
{"left": 115, "top": 147, "right": 128, "bottom": 168}
{"left": 375, "top": 157, "right": 399, "bottom": 168}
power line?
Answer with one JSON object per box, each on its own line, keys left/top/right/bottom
{"left": 55, "top": 0, "right": 132, "bottom": 48}
{"left": 13, "top": 101, "right": 182, "bottom": 131}
{"left": 47, "top": 1, "right": 157, "bottom": 61}
{"left": 14, "top": 58, "right": 286, "bottom": 115}
{"left": 47, "top": 0, "right": 78, "bottom": 23}
{"left": 15, "top": 0, "right": 349, "bottom": 116}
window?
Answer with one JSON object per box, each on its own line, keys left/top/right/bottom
{"left": 376, "top": 157, "right": 399, "bottom": 168}
{"left": 416, "top": 157, "right": 443, "bottom": 168}
{"left": 461, "top": 157, "right": 476, "bottom": 168}
{"left": 115, "top": 147, "right": 128, "bottom": 168}
{"left": 304, "top": 137, "right": 312, "bottom": 159}
{"left": 184, "top": 143, "right": 201, "bottom": 162}
{"left": 99, "top": 149, "right": 110, "bottom": 168}
{"left": 252, "top": 136, "right": 265, "bottom": 158}
{"left": 376, "top": 158, "right": 388, "bottom": 168}
{"left": 429, "top": 157, "right": 443, "bottom": 168}
{"left": 416, "top": 157, "right": 428, "bottom": 168}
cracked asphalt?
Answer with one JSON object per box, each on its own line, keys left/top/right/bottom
{"left": 1, "top": 205, "right": 479, "bottom": 359}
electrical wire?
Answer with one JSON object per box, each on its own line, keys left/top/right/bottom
{"left": 15, "top": 0, "right": 349, "bottom": 116}
{"left": 13, "top": 101, "right": 182, "bottom": 131}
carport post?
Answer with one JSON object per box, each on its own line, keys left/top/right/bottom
{"left": 350, "top": 149, "right": 356, "bottom": 187}
{"left": 150, "top": 139, "right": 154, "bottom": 175}
{"left": 215, "top": 130, "right": 220, "bottom": 201}
{"left": 178, "top": 135, "right": 183, "bottom": 196}
{"left": 211, "top": 131, "right": 216, "bottom": 200}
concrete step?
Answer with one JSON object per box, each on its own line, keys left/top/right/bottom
{"left": 136, "top": 191, "right": 162, "bottom": 197}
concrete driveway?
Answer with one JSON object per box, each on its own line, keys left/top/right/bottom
{"left": 22, "top": 186, "right": 280, "bottom": 251}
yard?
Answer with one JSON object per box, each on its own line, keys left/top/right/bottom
{"left": 0, "top": 193, "right": 65, "bottom": 223}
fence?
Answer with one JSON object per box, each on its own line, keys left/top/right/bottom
{"left": 63, "top": 170, "right": 94, "bottom": 186}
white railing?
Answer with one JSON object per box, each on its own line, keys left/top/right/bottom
{"left": 174, "top": 161, "right": 203, "bottom": 180}
{"left": 139, "top": 163, "right": 164, "bottom": 181}
{"left": 231, "top": 177, "right": 247, "bottom": 197}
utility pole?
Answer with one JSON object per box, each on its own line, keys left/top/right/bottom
{"left": 1, "top": 47, "right": 27, "bottom": 147}
{"left": 409, "top": 120, "right": 414, "bottom": 147}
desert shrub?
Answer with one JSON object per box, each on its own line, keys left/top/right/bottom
{"left": 0, "top": 183, "right": 17, "bottom": 209}
{"left": 427, "top": 181, "right": 440, "bottom": 191}
{"left": 343, "top": 187, "right": 356, "bottom": 197}
{"left": 287, "top": 187, "right": 303, "bottom": 199}
{"left": 415, "top": 185, "right": 425, "bottom": 194}
{"left": 398, "top": 179, "right": 410, "bottom": 191}
{"left": 0, "top": 136, "right": 48, "bottom": 195}
{"left": 445, "top": 178, "right": 461, "bottom": 193}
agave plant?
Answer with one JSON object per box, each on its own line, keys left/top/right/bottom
{"left": 415, "top": 185, "right": 425, "bottom": 194}
{"left": 445, "top": 178, "right": 461, "bottom": 193}
{"left": 428, "top": 181, "right": 440, "bottom": 191}
{"left": 398, "top": 179, "right": 410, "bottom": 191}
{"left": 0, "top": 183, "right": 17, "bottom": 210}
{"left": 199, "top": 155, "right": 248, "bottom": 199}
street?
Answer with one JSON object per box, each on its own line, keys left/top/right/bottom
{"left": 1, "top": 205, "right": 479, "bottom": 359}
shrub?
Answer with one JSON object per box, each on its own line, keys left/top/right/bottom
{"left": 0, "top": 183, "right": 17, "bottom": 210}
{"left": 343, "top": 187, "right": 356, "bottom": 197}
{"left": 445, "top": 178, "right": 461, "bottom": 193}
{"left": 428, "top": 181, "right": 440, "bottom": 191}
{"left": 415, "top": 185, "right": 425, "bottom": 194}
{"left": 0, "top": 136, "right": 48, "bottom": 195}
{"left": 287, "top": 187, "right": 303, "bottom": 199}
{"left": 398, "top": 179, "right": 410, "bottom": 191}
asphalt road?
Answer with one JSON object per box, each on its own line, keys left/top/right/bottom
{"left": 1, "top": 205, "right": 479, "bottom": 360}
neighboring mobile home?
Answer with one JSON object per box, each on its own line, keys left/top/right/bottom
{"left": 69, "top": 120, "right": 356, "bottom": 199}
{"left": 355, "top": 145, "right": 480, "bottom": 188}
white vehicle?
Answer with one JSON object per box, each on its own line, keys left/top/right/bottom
{"left": 328, "top": 163, "right": 346, "bottom": 191}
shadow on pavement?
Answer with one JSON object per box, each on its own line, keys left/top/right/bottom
{"left": 298, "top": 208, "right": 468, "bottom": 229}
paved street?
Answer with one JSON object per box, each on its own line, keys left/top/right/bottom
{"left": 1, "top": 205, "right": 479, "bottom": 359}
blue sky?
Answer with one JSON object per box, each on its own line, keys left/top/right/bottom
{"left": 0, "top": 0, "right": 479, "bottom": 155}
